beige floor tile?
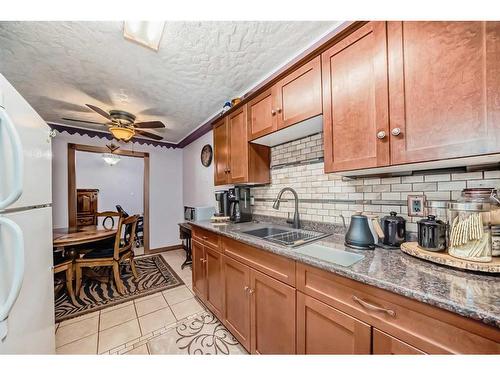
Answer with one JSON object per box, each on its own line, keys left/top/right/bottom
{"left": 56, "top": 333, "right": 98, "bottom": 355}
{"left": 100, "top": 300, "right": 133, "bottom": 313}
{"left": 58, "top": 310, "right": 99, "bottom": 327}
{"left": 100, "top": 304, "right": 137, "bottom": 331}
{"left": 135, "top": 294, "right": 168, "bottom": 317}
{"left": 163, "top": 286, "right": 193, "bottom": 306}
{"left": 133, "top": 291, "right": 164, "bottom": 304}
{"left": 125, "top": 345, "right": 149, "bottom": 355}
{"left": 98, "top": 319, "right": 141, "bottom": 354}
{"left": 170, "top": 298, "right": 205, "bottom": 321}
{"left": 138, "top": 307, "right": 176, "bottom": 334}
{"left": 56, "top": 315, "right": 99, "bottom": 348}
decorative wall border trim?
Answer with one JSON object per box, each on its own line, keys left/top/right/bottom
{"left": 253, "top": 197, "right": 451, "bottom": 207}
{"left": 48, "top": 123, "right": 179, "bottom": 149}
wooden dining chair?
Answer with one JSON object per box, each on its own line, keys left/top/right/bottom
{"left": 53, "top": 257, "right": 77, "bottom": 305}
{"left": 75, "top": 215, "right": 139, "bottom": 295}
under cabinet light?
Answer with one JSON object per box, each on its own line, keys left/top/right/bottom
{"left": 123, "top": 21, "right": 165, "bottom": 51}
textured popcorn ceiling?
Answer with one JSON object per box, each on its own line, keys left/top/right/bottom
{"left": 0, "top": 21, "right": 338, "bottom": 143}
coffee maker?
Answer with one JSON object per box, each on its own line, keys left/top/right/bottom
{"left": 228, "top": 187, "right": 252, "bottom": 223}
{"left": 214, "top": 190, "right": 230, "bottom": 217}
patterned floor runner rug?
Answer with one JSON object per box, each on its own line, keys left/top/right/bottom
{"left": 55, "top": 254, "right": 184, "bottom": 323}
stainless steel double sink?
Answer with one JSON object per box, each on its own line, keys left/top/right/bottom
{"left": 238, "top": 225, "right": 330, "bottom": 247}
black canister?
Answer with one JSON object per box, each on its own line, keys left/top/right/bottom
{"left": 381, "top": 211, "right": 406, "bottom": 247}
{"left": 417, "top": 215, "right": 447, "bottom": 251}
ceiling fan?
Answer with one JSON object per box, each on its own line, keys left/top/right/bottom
{"left": 62, "top": 104, "right": 165, "bottom": 141}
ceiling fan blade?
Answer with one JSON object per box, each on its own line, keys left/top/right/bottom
{"left": 62, "top": 117, "right": 107, "bottom": 126}
{"left": 135, "top": 129, "right": 163, "bottom": 141}
{"left": 85, "top": 104, "right": 111, "bottom": 120}
{"left": 134, "top": 121, "right": 166, "bottom": 129}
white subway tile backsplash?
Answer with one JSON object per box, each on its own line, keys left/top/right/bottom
{"left": 252, "top": 133, "right": 499, "bottom": 233}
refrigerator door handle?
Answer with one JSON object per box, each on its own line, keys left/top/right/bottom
{"left": 0, "top": 103, "right": 24, "bottom": 210}
{"left": 0, "top": 216, "right": 25, "bottom": 341}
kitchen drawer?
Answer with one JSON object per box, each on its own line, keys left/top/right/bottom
{"left": 191, "top": 226, "right": 220, "bottom": 250}
{"left": 222, "top": 237, "right": 296, "bottom": 286}
{"left": 296, "top": 263, "right": 500, "bottom": 354}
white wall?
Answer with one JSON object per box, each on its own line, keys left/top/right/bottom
{"left": 76, "top": 151, "right": 144, "bottom": 215}
{"left": 182, "top": 130, "right": 216, "bottom": 207}
{"left": 52, "top": 131, "right": 184, "bottom": 249}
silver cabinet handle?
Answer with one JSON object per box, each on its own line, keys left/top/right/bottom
{"left": 352, "top": 296, "right": 396, "bottom": 317}
{"left": 271, "top": 109, "right": 276, "bottom": 116}
{"left": 391, "top": 128, "right": 401, "bottom": 136}
{"left": 244, "top": 286, "right": 249, "bottom": 292}
{"left": 248, "top": 288, "right": 255, "bottom": 294}
{"left": 276, "top": 108, "right": 282, "bottom": 114}
{"left": 376, "top": 131, "right": 387, "bottom": 139}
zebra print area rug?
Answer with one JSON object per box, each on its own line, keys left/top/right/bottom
{"left": 54, "top": 254, "right": 184, "bottom": 323}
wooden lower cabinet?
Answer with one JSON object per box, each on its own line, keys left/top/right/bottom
{"left": 373, "top": 328, "right": 425, "bottom": 355}
{"left": 250, "top": 269, "right": 296, "bottom": 354}
{"left": 191, "top": 239, "right": 206, "bottom": 300}
{"left": 204, "top": 245, "right": 223, "bottom": 319}
{"left": 297, "top": 292, "right": 371, "bottom": 354}
{"left": 222, "top": 255, "right": 252, "bottom": 351}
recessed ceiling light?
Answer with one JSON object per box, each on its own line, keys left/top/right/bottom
{"left": 123, "top": 21, "right": 165, "bottom": 51}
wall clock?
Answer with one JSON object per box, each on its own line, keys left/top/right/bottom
{"left": 201, "top": 144, "right": 213, "bottom": 167}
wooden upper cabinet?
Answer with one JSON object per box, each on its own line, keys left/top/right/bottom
{"left": 275, "top": 55, "right": 323, "bottom": 130}
{"left": 322, "top": 21, "right": 390, "bottom": 173}
{"left": 388, "top": 21, "right": 500, "bottom": 164}
{"left": 213, "top": 105, "right": 270, "bottom": 186}
{"left": 248, "top": 88, "right": 277, "bottom": 140}
{"left": 213, "top": 118, "right": 229, "bottom": 185}
{"left": 250, "top": 269, "right": 296, "bottom": 354}
{"left": 228, "top": 106, "right": 249, "bottom": 183}
{"left": 297, "top": 292, "right": 371, "bottom": 354}
{"left": 373, "top": 329, "right": 426, "bottom": 355}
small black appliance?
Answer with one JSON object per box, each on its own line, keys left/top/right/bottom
{"left": 228, "top": 187, "right": 252, "bottom": 223}
{"left": 214, "top": 190, "right": 230, "bottom": 217}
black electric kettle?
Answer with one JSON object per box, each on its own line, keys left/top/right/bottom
{"left": 345, "top": 214, "right": 375, "bottom": 250}
{"left": 381, "top": 211, "right": 406, "bottom": 247}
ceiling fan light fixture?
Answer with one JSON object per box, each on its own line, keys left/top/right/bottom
{"left": 123, "top": 21, "right": 165, "bottom": 51}
{"left": 109, "top": 126, "right": 135, "bottom": 141}
{"left": 102, "top": 153, "right": 121, "bottom": 166}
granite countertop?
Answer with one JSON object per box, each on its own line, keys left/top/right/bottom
{"left": 189, "top": 220, "right": 500, "bottom": 328}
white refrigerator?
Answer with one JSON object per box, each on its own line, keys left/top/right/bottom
{"left": 0, "top": 73, "right": 55, "bottom": 354}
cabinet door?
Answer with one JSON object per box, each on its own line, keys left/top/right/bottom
{"left": 228, "top": 106, "right": 249, "bottom": 183}
{"left": 204, "top": 245, "right": 223, "bottom": 319}
{"left": 250, "top": 269, "right": 296, "bottom": 354}
{"left": 222, "top": 255, "right": 251, "bottom": 351}
{"left": 388, "top": 21, "right": 500, "bottom": 164}
{"left": 322, "top": 21, "right": 390, "bottom": 172}
{"left": 276, "top": 56, "right": 322, "bottom": 130}
{"left": 373, "top": 328, "right": 425, "bottom": 355}
{"left": 213, "top": 118, "right": 229, "bottom": 186}
{"left": 248, "top": 88, "right": 277, "bottom": 140}
{"left": 297, "top": 292, "right": 371, "bottom": 354}
{"left": 191, "top": 240, "right": 206, "bottom": 301}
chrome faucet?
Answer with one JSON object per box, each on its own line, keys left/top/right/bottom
{"left": 272, "top": 187, "right": 301, "bottom": 229}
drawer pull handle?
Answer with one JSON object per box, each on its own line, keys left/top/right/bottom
{"left": 352, "top": 296, "right": 396, "bottom": 317}
{"left": 248, "top": 288, "right": 255, "bottom": 294}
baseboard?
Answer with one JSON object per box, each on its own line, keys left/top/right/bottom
{"left": 147, "top": 244, "right": 183, "bottom": 254}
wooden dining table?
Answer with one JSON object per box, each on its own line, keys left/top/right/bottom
{"left": 53, "top": 226, "right": 117, "bottom": 248}
{"left": 53, "top": 226, "right": 118, "bottom": 283}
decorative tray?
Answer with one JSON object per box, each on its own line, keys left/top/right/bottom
{"left": 400, "top": 242, "right": 500, "bottom": 273}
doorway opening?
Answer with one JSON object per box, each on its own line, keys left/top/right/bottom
{"left": 67, "top": 143, "right": 151, "bottom": 254}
